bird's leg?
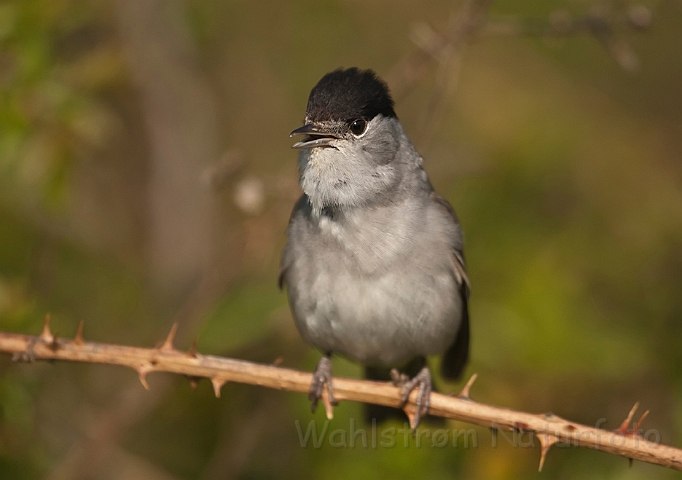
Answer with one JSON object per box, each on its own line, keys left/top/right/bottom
{"left": 393, "top": 366, "right": 432, "bottom": 429}
{"left": 309, "top": 353, "right": 337, "bottom": 413}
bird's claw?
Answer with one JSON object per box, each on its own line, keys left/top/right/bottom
{"left": 395, "top": 366, "right": 432, "bottom": 429}
{"left": 309, "top": 355, "right": 337, "bottom": 413}
{"left": 12, "top": 337, "right": 38, "bottom": 363}
{"left": 390, "top": 368, "right": 409, "bottom": 386}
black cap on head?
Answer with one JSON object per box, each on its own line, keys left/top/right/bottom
{"left": 305, "top": 68, "right": 396, "bottom": 124}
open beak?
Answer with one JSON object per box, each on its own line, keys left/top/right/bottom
{"left": 290, "top": 124, "right": 341, "bottom": 149}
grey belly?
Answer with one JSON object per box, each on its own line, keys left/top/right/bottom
{"left": 289, "top": 266, "right": 461, "bottom": 367}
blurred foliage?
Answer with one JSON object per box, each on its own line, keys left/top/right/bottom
{"left": 0, "top": 0, "right": 124, "bottom": 209}
{"left": 0, "top": 0, "right": 681, "bottom": 479}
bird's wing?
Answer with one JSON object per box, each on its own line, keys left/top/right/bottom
{"left": 278, "top": 195, "right": 309, "bottom": 290}
{"left": 430, "top": 192, "right": 470, "bottom": 380}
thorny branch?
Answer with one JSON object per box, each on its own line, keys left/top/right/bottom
{"left": 387, "top": 0, "right": 494, "bottom": 101}
{"left": 388, "top": 1, "right": 652, "bottom": 116}
{"left": 2, "top": 316, "right": 681, "bottom": 472}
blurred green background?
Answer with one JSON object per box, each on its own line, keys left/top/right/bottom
{"left": 0, "top": 0, "right": 681, "bottom": 478}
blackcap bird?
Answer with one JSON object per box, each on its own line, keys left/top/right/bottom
{"left": 280, "top": 68, "right": 470, "bottom": 427}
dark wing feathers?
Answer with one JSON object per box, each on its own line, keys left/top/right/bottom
{"left": 453, "top": 250, "right": 471, "bottom": 299}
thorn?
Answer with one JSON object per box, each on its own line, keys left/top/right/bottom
{"left": 272, "top": 356, "right": 284, "bottom": 366}
{"left": 537, "top": 433, "right": 557, "bottom": 472}
{"left": 628, "top": 457, "right": 634, "bottom": 468}
{"left": 211, "top": 378, "right": 225, "bottom": 398}
{"left": 40, "top": 314, "right": 53, "bottom": 343}
{"left": 137, "top": 364, "right": 154, "bottom": 390}
{"left": 615, "top": 402, "right": 639, "bottom": 434}
{"left": 403, "top": 405, "right": 417, "bottom": 431}
{"left": 48, "top": 333, "right": 60, "bottom": 351}
{"left": 513, "top": 421, "right": 529, "bottom": 434}
{"left": 321, "top": 390, "right": 334, "bottom": 420}
{"left": 490, "top": 427, "right": 498, "bottom": 444}
{"left": 186, "top": 336, "right": 198, "bottom": 358}
{"left": 159, "top": 323, "right": 179, "bottom": 352}
{"left": 634, "top": 410, "right": 649, "bottom": 433}
{"left": 457, "top": 373, "right": 478, "bottom": 400}
{"left": 73, "top": 321, "right": 85, "bottom": 345}
{"left": 187, "top": 376, "right": 200, "bottom": 390}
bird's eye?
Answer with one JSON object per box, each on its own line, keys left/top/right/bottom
{"left": 350, "top": 118, "right": 367, "bottom": 136}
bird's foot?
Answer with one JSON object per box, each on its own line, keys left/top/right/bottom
{"left": 389, "top": 368, "right": 409, "bottom": 386}
{"left": 391, "top": 366, "right": 432, "bottom": 429}
{"left": 309, "top": 355, "right": 337, "bottom": 415}
{"left": 12, "top": 337, "right": 38, "bottom": 363}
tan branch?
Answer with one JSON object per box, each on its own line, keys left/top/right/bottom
{"left": 386, "top": 0, "right": 494, "bottom": 100}
{"left": 387, "top": 2, "right": 651, "bottom": 101}
{"left": 2, "top": 316, "right": 681, "bottom": 472}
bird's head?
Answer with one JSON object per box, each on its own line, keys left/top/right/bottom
{"left": 291, "top": 68, "right": 409, "bottom": 214}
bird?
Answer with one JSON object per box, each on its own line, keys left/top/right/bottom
{"left": 279, "top": 67, "right": 470, "bottom": 428}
